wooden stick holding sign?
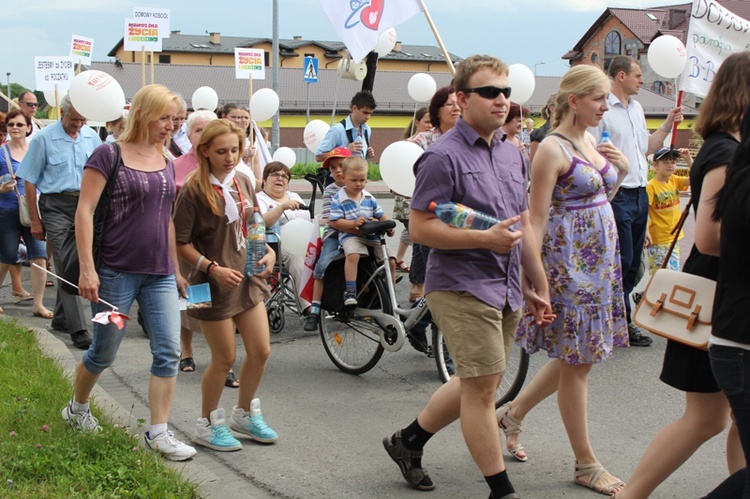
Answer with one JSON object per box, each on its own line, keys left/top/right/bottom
{"left": 247, "top": 78, "right": 254, "bottom": 146}
{"left": 150, "top": 52, "right": 155, "bottom": 85}
{"left": 671, "top": 89, "right": 683, "bottom": 147}
{"left": 141, "top": 45, "right": 146, "bottom": 87}
{"left": 421, "top": 4, "right": 455, "bottom": 76}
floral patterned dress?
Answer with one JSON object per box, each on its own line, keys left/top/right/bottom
{"left": 516, "top": 138, "right": 629, "bottom": 364}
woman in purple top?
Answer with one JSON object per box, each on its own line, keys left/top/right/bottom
{"left": 65, "top": 84, "right": 197, "bottom": 462}
{"left": 498, "top": 65, "right": 630, "bottom": 495}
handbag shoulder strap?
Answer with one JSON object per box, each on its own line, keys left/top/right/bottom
{"left": 547, "top": 132, "right": 595, "bottom": 166}
{"left": 659, "top": 197, "right": 692, "bottom": 269}
{"left": 2, "top": 144, "right": 23, "bottom": 198}
{"left": 95, "top": 143, "right": 122, "bottom": 214}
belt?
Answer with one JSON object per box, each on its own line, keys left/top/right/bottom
{"left": 47, "top": 191, "right": 81, "bottom": 197}
{"left": 620, "top": 186, "right": 646, "bottom": 191}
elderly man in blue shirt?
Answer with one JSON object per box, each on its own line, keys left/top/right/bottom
{"left": 17, "top": 94, "right": 101, "bottom": 349}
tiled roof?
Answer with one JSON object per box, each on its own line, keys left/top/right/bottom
{"left": 108, "top": 33, "right": 460, "bottom": 63}
{"left": 88, "top": 62, "right": 694, "bottom": 117}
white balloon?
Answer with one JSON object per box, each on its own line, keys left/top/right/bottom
{"left": 273, "top": 146, "right": 297, "bottom": 168}
{"left": 68, "top": 70, "right": 126, "bottom": 122}
{"left": 507, "top": 64, "right": 535, "bottom": 105}
{"left": 407, "top": 73, "right": 437, "bottom": 102}
{"left": 375, "top": 27, "right": 397, "bottom": 57}
{"left": 379, "top": 141, "right": 424, "bottom": 197}
{"left": 250, "top": 88, "right": 280, "bottom": 122}
{"left": 281, "top": 218, "right": 314, "bottom": 258}
{"left": 191, "top": 86, "right": 218, "bottom": 111}
{"left": 303, "top": 120, "right": 330, "bottom": 153}
{"left": 43, "top": 88, "right": 64, "bottom": 108}
{"left": 648, "top": 35, "right": 687, "bottom": 79}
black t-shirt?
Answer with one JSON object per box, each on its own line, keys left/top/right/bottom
{"left": 713, "top": 172, "right": 750, "bottom": 343}
{"left": 681, "top": 132, "right": 738, "bottom": 280}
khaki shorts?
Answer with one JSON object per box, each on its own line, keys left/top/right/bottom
{"left": 427, "top": 290, "right": 521, "bottom": 378}
{"left": 342, "top": 237, "right": 386, "bottom": 261}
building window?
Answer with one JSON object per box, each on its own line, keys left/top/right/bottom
{"left": 159, "top": 54, "right": 171, "bottom": 64}
{"left": 604, "top": 31, "right": 621, "bottom": 70}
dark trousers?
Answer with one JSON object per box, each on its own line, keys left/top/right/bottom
{"left": 39, "top": 194, "right": 88, "bottom": 334}
{"left": 610, "top": 187, "right": 649, "bottom": 324}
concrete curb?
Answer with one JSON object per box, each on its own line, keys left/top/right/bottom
{"left": 29, "top": 324, "right": 275, "bottom": 499}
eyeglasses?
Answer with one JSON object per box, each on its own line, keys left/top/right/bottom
{"left": 6, "top": 122, "right": 28, "bottom": 128}
{"left": 268, "top": 172, "right": 290, "bottom": 181}
{"left": 443, "top": 100, "right": 459, "bottom": 108}
{"left": 463, "top": 86, "right": 512, "bottom": 100}
{"left": 22, "top": 102, "right": 39, "bottom": 108}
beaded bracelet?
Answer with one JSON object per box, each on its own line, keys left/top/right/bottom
{"left": 206, "top": 261, "right": 218, "bottom": 278}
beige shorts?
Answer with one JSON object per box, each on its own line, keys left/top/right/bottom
{"left": 342, "top": 237, "right": 386, "bottom": 261}
{"left": 426, "top": 290, "right": 521, "bottom": 378}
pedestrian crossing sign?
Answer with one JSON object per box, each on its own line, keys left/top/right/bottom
{"left": 304, "top": 56, "right": 318, "bottom": 83}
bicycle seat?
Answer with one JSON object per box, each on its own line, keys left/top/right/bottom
{"left": 360, "top": 220, "right": 396, "bottom": 236}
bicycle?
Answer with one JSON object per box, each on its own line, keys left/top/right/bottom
{"left": 317, "top": 219, "right": 530, "bottom": 407}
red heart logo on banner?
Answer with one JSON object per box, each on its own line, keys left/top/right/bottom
{"left": 360, "top": 0, "right": 384, "bottom": 30}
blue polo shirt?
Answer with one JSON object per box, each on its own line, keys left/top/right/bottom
{"left": 411, "top": 118, "right": 527, "bottom": 311}
{"left": 329, "top": 187, "right": 384, "bottom": 243}
{"left": 316, "top": 116, "right": 371, "bottom": 158}
{"left": 16, "top": 121, "right": 101, "bottom": 194}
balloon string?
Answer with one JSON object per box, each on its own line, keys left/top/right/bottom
{"left": 31, "top": 263, "right": 118, "bottom": 311}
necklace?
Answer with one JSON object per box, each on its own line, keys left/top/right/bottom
{"left": 127, "top": 144, "right": 159, "bottom": 159}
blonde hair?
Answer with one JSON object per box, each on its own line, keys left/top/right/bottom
{"left": 552, "top": 65, "right": 609, "bottom": 129}
{"left": 184, "top": 119, "right": 246, "bottom": 217}
{"left": 342, "top": 156, "right": 368, "bottom": 176}
{"left": 118, "top": 84, "right": 177, "bottom": 155}
{"left": 453, "top": 55, "right": 508, "bottom": 94}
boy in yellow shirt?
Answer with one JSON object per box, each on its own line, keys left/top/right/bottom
{"left": 645, "top": 147, "right": 692, "bottom": 273}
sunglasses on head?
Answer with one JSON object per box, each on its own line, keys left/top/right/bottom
{"left": 463, "top": 86, "right": 512, "bottom": 100}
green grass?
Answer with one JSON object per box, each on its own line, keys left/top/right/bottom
{"left": 290, "top": 162, "right": 382, "bottom": 181}
{"left": 0, "top": 320, "right": 199, "bottom": 498}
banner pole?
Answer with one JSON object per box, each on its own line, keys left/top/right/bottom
{"left": 248, "top": 78, "right": 254, "bottom": 146}
{"left": 141, "top": 46, "right": 146, "bottom": 87}
{"left": 671, "top": 88, "right": 683, "bottom": 148}
{"left": 150, "top": 52, "right": 155, "bottom": 84}
{"left": 420, "top": 1, "right": 455, "bottom": 76}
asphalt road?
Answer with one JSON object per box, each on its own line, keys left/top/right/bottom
{"left": 1, "top": 194, "right": 730, "bottom": 499}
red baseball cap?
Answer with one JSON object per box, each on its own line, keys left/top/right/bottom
{"left": 322, "top": 146, "right": 352, "bottom": 168}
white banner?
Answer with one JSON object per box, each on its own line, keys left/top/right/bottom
{"left": 319, "top": 0, "right": 425, "bottom": 63}
{"left": 133, "top": 6, "right": 170, "bottom": 35}
{"left": 235, "top": 48, "right": 265, "bottom": 80}
{"left": 34, "top": 56, "right": 75, "bottom": 91}
{"left": 70, "top": 35, "right": 94, "bottom": 65}
{"left": 124, "top": 18, "right": 163, "bottom": 52}
{"left": 680, "top": 0, "right": 750, "bottom": 97}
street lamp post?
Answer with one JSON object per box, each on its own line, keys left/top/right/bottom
{"left": 534, "top": 62, "right": 545, "bottom": 76}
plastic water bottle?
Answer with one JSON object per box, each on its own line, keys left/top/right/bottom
{"left": 246, "top": 207, "right": 267, "bottom": 276}
{"left": 428, "top": 201, "right": 502, "bottom": 230}
{"left": 600, "top": 130, "right": 611, "bottom": 144}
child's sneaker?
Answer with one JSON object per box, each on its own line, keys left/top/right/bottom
{"left": 145, "top": 430, "right": 197, "bottom": 461}
{"left": 62, "top": 402, "right": 102, "bottom": 432}
{"left": 304, "top": 313, "right": 320, "bottom": 331}
{"left": 230, "top": 399, "right": 278, "bottom": 444}
{"left": 194, "top": 408, "right": 242, "bottom": 451}
{"left": 344, "top": 292, "right": 357, "bottom": 308}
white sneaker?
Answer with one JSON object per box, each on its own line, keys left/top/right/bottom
{"left": 62, "top": 403, "right": 102, "bottom": 432}
{"left": 194, "top": 408, "right": 242, "bottom": 452}
{"left": 145, "top": 430, "right": 197, "bottom": 461}
{"left": 229, "top": 399, "right": 279, "bottom": 444}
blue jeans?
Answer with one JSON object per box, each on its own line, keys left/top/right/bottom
{"left": 610, "top": 187, "right": 649, "bottom": 323}
{"left": 707, "top": 345, "right": 750, "bottom": 498}
{"left": 82, "top": 267, "right": 180, "bottom": 377}
{"left": 313, "top": 236, "right": 342, "bottom": 280}
{"left": 0, "top": 208, "right": 47, "bottom": 264}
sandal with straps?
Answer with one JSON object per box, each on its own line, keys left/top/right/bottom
{"left": 496, "top": 403, "right": 528, "bottom": 462}
{"left": 574, "top": 461, "right": 625, "bottom": 495}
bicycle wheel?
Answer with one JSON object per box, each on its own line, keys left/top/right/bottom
{"left": 432, "top": 324, "right": 529, "bottom": 407}
{"left": 319, "top": 260, "right": 389, "bottom": 375}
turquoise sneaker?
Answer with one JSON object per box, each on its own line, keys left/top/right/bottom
{"left": 230, "top": 399, "right": 278, "bottom": 444}
{"left": 194, "top": 408, "right": 242, "bottom": 451}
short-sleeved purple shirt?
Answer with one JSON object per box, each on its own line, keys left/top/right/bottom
{"left": 85, "top": 144, "right": 176, "bottom": 275}
{"left": 411, "top": 118, "right": 527, "bottom": 311}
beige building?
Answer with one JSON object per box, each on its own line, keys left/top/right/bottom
{"left": 108, "top": 32, "right": 459, "bottom": 74}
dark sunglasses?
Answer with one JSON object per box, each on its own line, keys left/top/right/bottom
{"left": 6, "top": 122, "right": 28, "bottom": 128}
{"left": 463, "top": 86, "right": 512, "bottom": 100}
{"left": 23, "top": 102, "right": 39, "bottom": 108}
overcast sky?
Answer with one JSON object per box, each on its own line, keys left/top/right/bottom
{"left": 5, "top": 0, "right": 689, "bottom": 91}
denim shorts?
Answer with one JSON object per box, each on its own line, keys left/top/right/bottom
{"left": 0, "top": 208, "right": 47, "bottom": 264}
{"left": 82, "top": 267, "right": 181, "bottom": 377}
{"left": 313, "top": 235, "right": 343, "bottom": 280}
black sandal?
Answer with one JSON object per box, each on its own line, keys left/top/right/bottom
{"left": 179, "top": 357, "right": 195, "bottom": 372}
{"left": 225, "top": 371, "right": 240, "bottom": 388}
